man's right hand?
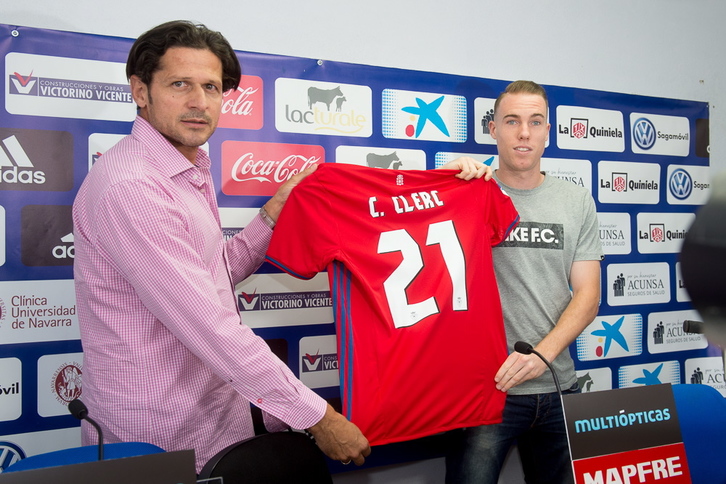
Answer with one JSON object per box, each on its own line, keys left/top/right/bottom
{"left": 307, "top": 404, "right": 371, "bottom": 465}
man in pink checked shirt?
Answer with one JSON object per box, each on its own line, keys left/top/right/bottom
{"left": 72, "top": 20, "right": 370, "bottom": 473}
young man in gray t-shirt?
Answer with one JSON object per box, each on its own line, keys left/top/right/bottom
{"left": 443, "top": 80, "right": 603, "bottom": 484}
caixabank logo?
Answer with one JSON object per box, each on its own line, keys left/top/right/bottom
{"left": 382, "top": 89, "right": 467, "bottom": 142}
{"left": 0, "top": 128, "right": 73, "bottom": 192}
{"left": 618, "top": 361, "right": 681, "bottom": 387}
{"left": 21, "top": 205, "right": 74, "bottom": 266}
{"left": 576, "top": 314, "right": 643, "bottom": 361}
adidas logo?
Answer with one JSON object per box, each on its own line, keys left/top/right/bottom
{"left": 0, "top": 135, "right": 46, "bottom": 184}
{"left": 53, "top": 233, "right": 75, "bottom": 259}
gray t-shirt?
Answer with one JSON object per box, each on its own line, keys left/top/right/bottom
{"left": 492, "top": 172, "right": 603, "bottom": 395}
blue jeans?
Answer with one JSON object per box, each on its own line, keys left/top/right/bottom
{"left": 445, "top": 388, "right": 577, "bottom": 484}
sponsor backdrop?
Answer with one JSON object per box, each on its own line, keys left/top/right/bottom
{"left": 0, "top": 23, "right": 717, "bottom": 471}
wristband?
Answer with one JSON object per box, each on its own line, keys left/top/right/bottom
{"left": 259, "top": 206, "right": 276, "bottom": 228}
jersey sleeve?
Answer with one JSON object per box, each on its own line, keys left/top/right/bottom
{"left": 265, "top": 171, "right": 338, "bottom": 279}
{"left": 485, "top": 179, "right": 520, "bottom": 246}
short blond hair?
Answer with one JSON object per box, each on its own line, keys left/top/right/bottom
{"left": 493, "top": 80, "right": 548, "bottom": 115}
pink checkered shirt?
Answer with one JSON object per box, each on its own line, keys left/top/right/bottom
{"left": 73, "top": 116, "right": 326, "bottom": 472}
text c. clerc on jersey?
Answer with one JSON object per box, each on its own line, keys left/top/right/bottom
{"left": 369, "top": 190, "right": 445, "bottom": 218}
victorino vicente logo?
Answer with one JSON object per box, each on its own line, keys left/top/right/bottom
{"left": 221, "top": 141, "right": 325, "bottom": 196}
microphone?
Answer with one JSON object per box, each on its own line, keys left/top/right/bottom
{"left": 682, "top": 320, "right": 704, "bottom": 334}
{"left": 68, "top": 399, "right": 104, "bottom": 461}
{"left": 514, "top": 341, "right": 562, "bottom": 396}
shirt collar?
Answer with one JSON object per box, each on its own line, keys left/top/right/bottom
{"left": 130, "top": 115, "right": 213, "bottom": 177}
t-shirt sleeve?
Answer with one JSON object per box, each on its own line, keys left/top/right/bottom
{"left": 574, "top": 191, "right": 604, "bottom": 261}
{"left": 486, "top": 179, "right": 520, "bottom": 246}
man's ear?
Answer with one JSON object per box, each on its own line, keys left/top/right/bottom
{"left": 488, "top": 119, "right": 497, "bottom": 140}
{"left": 129, "top": 75, "right": 149, "bottom": 109}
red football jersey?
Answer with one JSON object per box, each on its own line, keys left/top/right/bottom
{"left": 266, "top": 163, "right": 519, "bottom": 446}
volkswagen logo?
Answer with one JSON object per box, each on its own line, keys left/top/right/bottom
{"left": 0, "top": 441, "right": 26, "bottom": 472}
{"left": 669, "top": 168, "right": 692, "bottom": 200}
{"left": 633, "top": 117, "right": 656, "bottom": 150}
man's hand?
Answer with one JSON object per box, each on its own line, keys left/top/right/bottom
{"left": 307, "top": 404, "right": 371, "bottom": 465}
{"left": 437, "top": 156, "right": 493, "bottom": 181}
{"left": 263, "top": 163, "right": 319, "bottom": 221}
{"left": 494, "top": 351, "right": 547, "bottom": 392}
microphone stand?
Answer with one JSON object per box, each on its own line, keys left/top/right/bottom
{"left": 68, "top": 399, "right": 104, "bottom": 461}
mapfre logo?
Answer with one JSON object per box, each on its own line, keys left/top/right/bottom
{"left": 21, "top": 205, "right": 74, "bottom": 266}
{"left": 0, "top": 128, "right": 73, "bottom": 191}
{"left": 218, "top": 75, "right": 264, "bottom": 130}
{"left": 221, "top": 141, "right": 324, "bottom": 196}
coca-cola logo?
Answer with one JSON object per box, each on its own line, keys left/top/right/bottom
{"left": 222, "top": 141, "right": 325, "bottom": 196}
{"left": 218, "top": 75, "right": 264, "bottom": 130}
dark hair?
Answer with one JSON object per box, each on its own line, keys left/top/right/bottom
{"left": 126, "top": 20, "right": 241, "bottom": 92}
{"left": 493, "top": 80, "right": 548, "bottom": 115}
